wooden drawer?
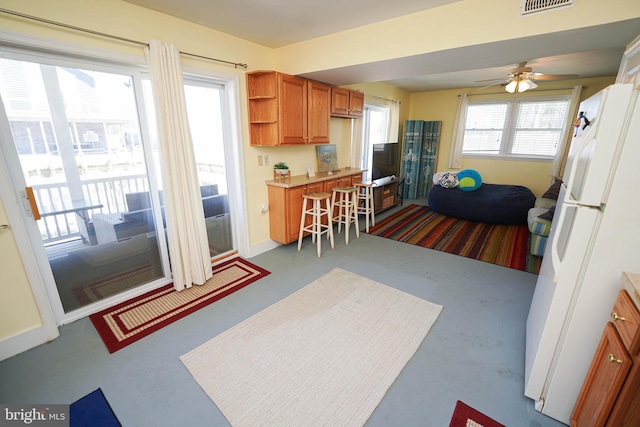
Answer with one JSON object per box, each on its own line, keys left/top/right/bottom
{"left": 611, "top": 290, "right": 640, "bottom": 355}
{"left": 571, "top": 323, "right": 632, "bottom": 426}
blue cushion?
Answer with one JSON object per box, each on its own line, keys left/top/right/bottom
{"left": 457, "top": 169, "right": 482, "bottom": 191}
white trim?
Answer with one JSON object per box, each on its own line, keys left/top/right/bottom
{"left": 0, "top": 28, "right": 146, "bottom": 66}
{"left": 0, "top": 146, "right": 59, "bottom": 359}
{"left": 249, "top": 239, "right": 281, "bottom": 258}
{"left": 0, "top": 324, "right": 56, "bottom": 362}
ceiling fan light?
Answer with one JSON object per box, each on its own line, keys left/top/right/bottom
{"left": 527, "top": 80, "right": 538, "bottom": 90}
{"left": 518, "top": 80, "right": 531, "bottom": 92}
{"left": 505, "top": 80, "right": 518, "bottom": 93}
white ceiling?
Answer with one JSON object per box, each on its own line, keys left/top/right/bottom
{"left": 124, "top": 0, "right": 640, "bottom": 92}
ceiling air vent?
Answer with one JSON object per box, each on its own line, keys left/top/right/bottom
{"left": 520, "top": 0, "right": 575, "bottom": 16}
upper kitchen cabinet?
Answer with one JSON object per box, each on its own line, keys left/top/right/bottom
{"left": 247, "top": 71, "right": 331, "bottom": 146}
{"left": 330, "top": 86, "right": 364, "bottom": 118}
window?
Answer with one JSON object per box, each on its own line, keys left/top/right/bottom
{"left": 361, "top": 104, "right": 389, "bottom": 181}
{"left": 462, "top": 96, "right": 571, "bottom": 159}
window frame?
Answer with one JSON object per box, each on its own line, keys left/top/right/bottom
{"left": 462, "top": 94, "right": 572, "bottom": 161}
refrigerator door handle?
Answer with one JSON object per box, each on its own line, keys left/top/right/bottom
{"left": 550, "top": 202, "right": 569, "bottom": 281}
{"left": 565, "top": 124, "right": 598, "bottom": 202}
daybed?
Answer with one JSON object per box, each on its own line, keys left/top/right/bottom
{"left": 428, "top": 183, "right": 536, "bottom": 225}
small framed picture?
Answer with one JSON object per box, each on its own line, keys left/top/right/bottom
{"left": 306, "top": 164, "right": 315, "bottom": 178}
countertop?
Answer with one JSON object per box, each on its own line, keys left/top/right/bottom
{"left": 622, "top": 271, "right": 640, "bottom": 310}
{"left": 265, "top": 168, "right": 367, "bottom": 189}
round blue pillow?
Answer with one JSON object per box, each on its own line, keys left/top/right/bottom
{"left": 457, "top": 169, "right": 482, "bottom": 191}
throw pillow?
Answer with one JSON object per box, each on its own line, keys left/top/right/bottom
{"left": 542, "top": 179, "right": 562, "bottom": 200}
{"left": 457, "top": 169, "right": 482, "bottom": 191}
{"left": 539, "top": 205, "right": 556, "bottom": 220}
{"left": 438, "top": 172, "right": 459, "bottom": 188}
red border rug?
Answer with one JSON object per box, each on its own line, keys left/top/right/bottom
{"left": 449, "top": 401, "right": 505, "bottom": 427}
{"left": 368, "top": 204, "right": 539, "bottom": 274}
{"left": 90, "top": 257, "right": 270, "bottom": 353}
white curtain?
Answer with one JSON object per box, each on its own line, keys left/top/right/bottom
{"left": 350, "top": 117, "right": 364, "bottom": 169}
{"left": 448, "top": 93, "right": 468, "bottom": 169}
{"left": 386, "top": 100, "right": 400, "bottom": 143}
{"left": 550, "top": 84, "right": 583, "bottom": 179}
{"left": 145, "top": 39, "right": 212, "bottom": 291}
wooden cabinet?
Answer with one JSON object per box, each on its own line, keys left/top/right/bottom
{"left": 571, "top": 283, "right": 640, "bottom": 427}
{"left": 330, "top": 87, "right": 364, "bottom": 118}
{"left": 266, "top": 171, "right": 364, "bottom": 244}
{"left": 372, "top": 176, "right": 402, "bottom": 213}
{"left": 247, "top": 71, "right": 330, "bottom": 146}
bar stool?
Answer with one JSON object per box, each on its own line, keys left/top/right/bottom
{"left": 298, "top": 192, "right": 335, "bottom": 257}
{"left": 331, "top": 186, "right": 359, "bottom": 245}
{"left": 354, "top": 181, "right": 376, "bottom": 232}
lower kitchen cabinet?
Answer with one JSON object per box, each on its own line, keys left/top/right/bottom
{"left": 571, "top": 281, "right": 640, "bottom": 427}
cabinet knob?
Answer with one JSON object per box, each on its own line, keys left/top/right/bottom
{"left": 608, "top": 354, "right": 623, "bottom": 364}
{"left": 611, "top": 312, "right": 626, "bottom": 322}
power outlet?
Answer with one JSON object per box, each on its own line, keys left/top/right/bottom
{"left": 263, "top": 154, "right": 269, "bottom": 166}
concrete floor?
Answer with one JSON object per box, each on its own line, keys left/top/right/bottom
{"left": 0, "top": 202, "right": 567, "bottom": 427}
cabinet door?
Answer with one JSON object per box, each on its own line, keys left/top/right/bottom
{"left": 349, "top": 91, "right": 364, "bottom": 117}
{"left": 611, "top": 290, "right": 640, "bottom": 355}
{"left": 331, "top": 86, "right": 350, "bottom": 117}
{"left": 287, "top": 183, "right": 325, "bottom": 243}
{"left": 279, "top": 73, "right": 307, "bottom": 144}
{"left": 572, "top": 323, "right": 632, "bottom": 427}
{"left": 307, "top": 81, "right": 331, "bottom": 144}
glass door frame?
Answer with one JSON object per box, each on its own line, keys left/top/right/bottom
{"left": 0, "top": 34, "right": 250, "bottom": 326}
{"left": 0, "top": 51, "right": 172, "bottom": 324}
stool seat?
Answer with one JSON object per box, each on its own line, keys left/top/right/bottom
{"left": 298, "top": 192, "right": 334, "bottom": 257}
{"left": 354, "top": 181, "right": 376, "bottom": 232}
{"left": 331, "top": 186, "right": 359, "bottom": 245}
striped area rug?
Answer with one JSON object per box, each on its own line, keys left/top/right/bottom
{"left": 90, "top": 257, "right": 270, "bottom": 353}
{"left": 369, "top": 204, "right": 539, "bottom": 274}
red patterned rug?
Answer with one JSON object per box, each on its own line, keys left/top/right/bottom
{"left": 368, "top": 204, "right": 540, "bottom": 274}
{"left": 90, "top": 257, "right": 270, "bottom": 353}
{"left": 449, "top": 401, "right": 505, "bottom": 427}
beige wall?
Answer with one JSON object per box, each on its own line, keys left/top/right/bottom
{"left": 0, "top": 199, "right": 42, "bottom": 338}
{"left": 407, "top": 76, "right": 616, "bottom": 196}
{"left": 0, "top": 0, "right": 633, "bottom": 342}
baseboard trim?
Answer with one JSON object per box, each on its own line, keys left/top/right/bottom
{"left": 0, "top": 324, "right": 56, "bottom": 362}
{"left": 248, "top": 239, "right": 280, "bottom": 258}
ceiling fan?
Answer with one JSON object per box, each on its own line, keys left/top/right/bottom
{"left": 476, "top": 62, "right": 579, "bottom": 93}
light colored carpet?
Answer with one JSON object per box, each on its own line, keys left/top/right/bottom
{"left": 180, "top": 267, "right": 443, "bottom": 427}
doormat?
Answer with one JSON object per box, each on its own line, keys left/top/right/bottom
{"left": 449, "top": 401, "right": 505, "bottom": 427}
{"left": 90, "top": 257, "right": 270, "bottom": 353}
{"left": 72, "top": 263, "right": 159, "bottom": 305}
{"left": 70, "top": 388, "right": 121, "bottom": 427}
{"left": 368, "top": 204, "right": 538, "bottom": 274}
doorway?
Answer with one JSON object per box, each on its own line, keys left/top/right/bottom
{"left": 0, "top": 49, "right": 240, "bottom": 324}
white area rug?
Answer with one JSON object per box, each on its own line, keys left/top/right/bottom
{"left": 180, "top": 267, "right": 443, "bottom": 427}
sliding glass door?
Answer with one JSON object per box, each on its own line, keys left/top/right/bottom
{"left": 0, "top": 47, "right": 239, "bottom": 323}
{"left": 0, "top": 57, "right": 168, "bottom": 316}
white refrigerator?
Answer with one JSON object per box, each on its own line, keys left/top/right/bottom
{"left": 524, "top": 83, "right": 640, "bottom": 424}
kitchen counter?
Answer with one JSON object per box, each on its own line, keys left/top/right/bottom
{"left": 265, "top": 168, "right": 367, "bottom": 188}
{"left": 622, "top": 271, "right": 640, "bottom": 310}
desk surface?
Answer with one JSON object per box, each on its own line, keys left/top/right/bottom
{"left": 265, "top": 168, "right": 366, "bottom": 189}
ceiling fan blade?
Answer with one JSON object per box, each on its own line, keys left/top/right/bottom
{"left": 531, "top": 73, "right": 579, "bottom": 81}
{"left": 476, "top": 81, "right": 506, "bottom": 91}
{"left": 474, "top": 77, "right": 508, "bottom": 83}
